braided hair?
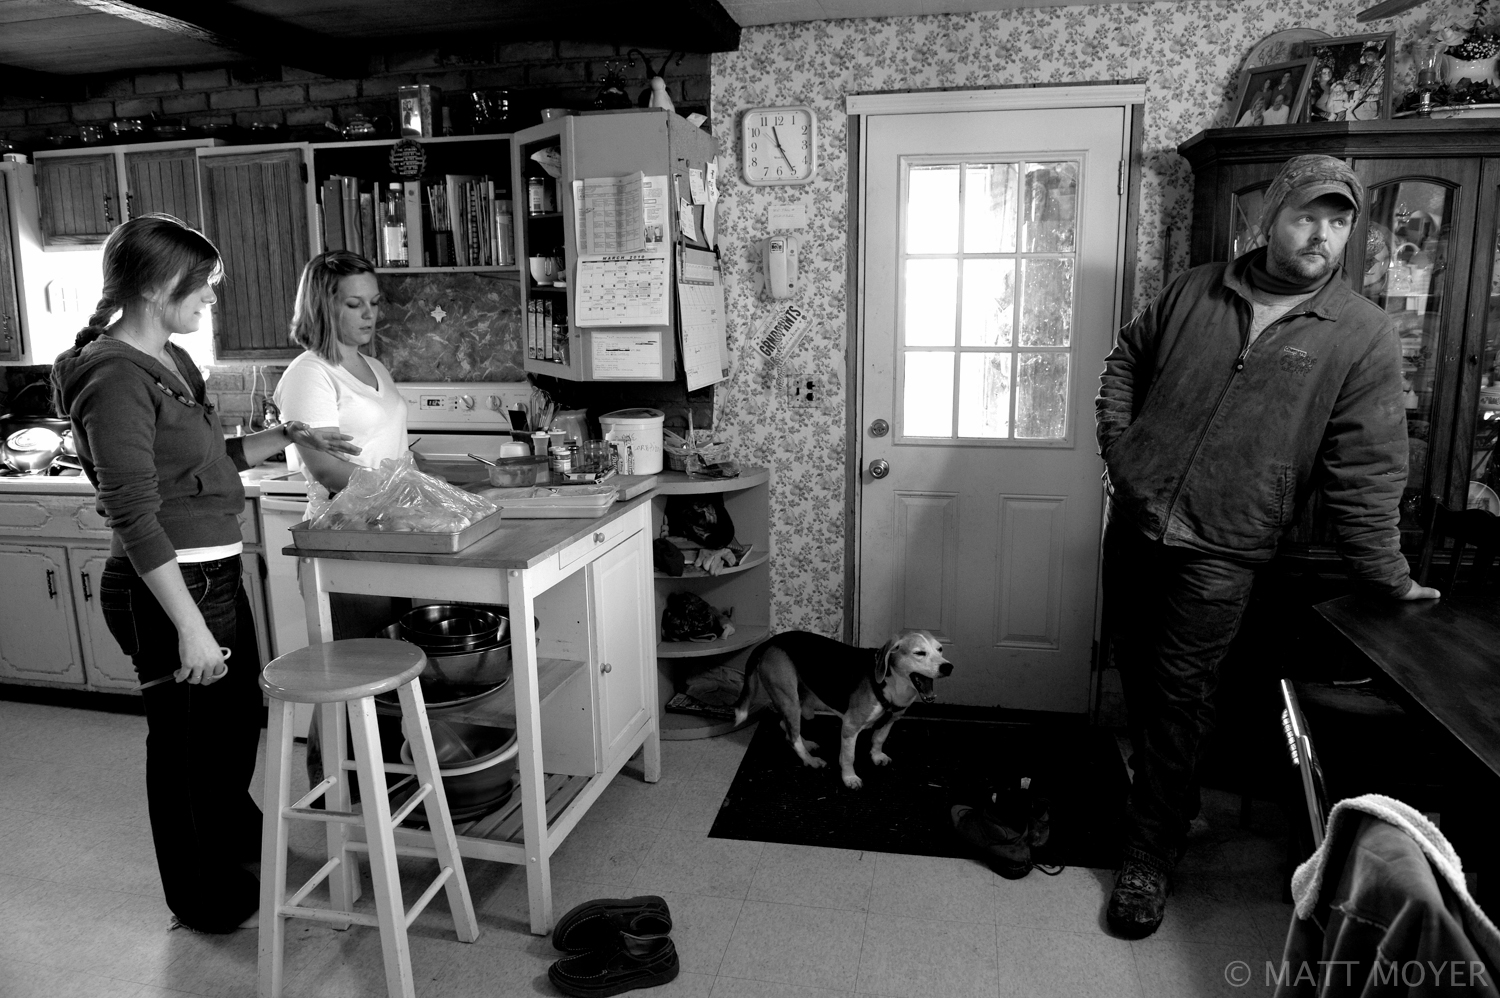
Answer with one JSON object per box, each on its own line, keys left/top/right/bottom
{"left": 72, "top": 213, "right": 222, "bottom": 350}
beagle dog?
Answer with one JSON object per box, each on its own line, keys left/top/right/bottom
{"left": 732, "top": 629, "right": 953, "bottom": 789}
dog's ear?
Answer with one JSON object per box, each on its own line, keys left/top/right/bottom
{"left": 877, "top": 638, "right": 896, "bottom": 681}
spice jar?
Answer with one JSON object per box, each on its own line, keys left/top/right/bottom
{"left": 549, "top": 444, "right": 573, "bottom": 476}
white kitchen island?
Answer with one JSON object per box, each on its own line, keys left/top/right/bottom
{"left": 291, "top": 492, "right": 660, "bottom": 935}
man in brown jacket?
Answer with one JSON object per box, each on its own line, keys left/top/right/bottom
{"left": 1095, "top": 154, "right": 1440, "bottom": 938}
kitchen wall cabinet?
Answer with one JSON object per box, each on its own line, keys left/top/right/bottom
{"left": 197, "top": 145, "right": 311, "bottom": 360}
{"left": 0, "top": 168, "right": 21, "bottom": 361}
{"left": 31, "top": 140, "right": 222, "bottom": 249}
{"left": 651, "top": 468, "right": 771, "bottom": 739}
{"left": 512, "top": 109, "right": 717, "bottom": 381}
{"left": 33, "top": 153, "right": 117, "bottom": 247}
{"left": 125, "top": 148, "right": 202, "bottom": 229}
{"left": 0, "top": 543, "right": 85, "bottom": 685}
{"left": 0, "top": 487, "right": 270, "bottom": 693}
{"left": 1179, "top": 120, "right": 1500, "bottom": 560}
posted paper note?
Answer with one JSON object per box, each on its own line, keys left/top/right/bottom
{"left": 591, "top": 331, "right": 663, "bottom": 379}
{"left": 678, "top": 247, "right": 728, "bottom": 392}
{"left": 575, "top": 247, "right": 671, "bottom": 327}
{"left": 578, "top": 172, "right": 645, "bottom": 254}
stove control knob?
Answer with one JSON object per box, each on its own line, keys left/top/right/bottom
{"left": 488, "top": 395, "right": 503, "bottom": 412}
{"left": 460, "top": 395, "right": 475, "bottom": 410}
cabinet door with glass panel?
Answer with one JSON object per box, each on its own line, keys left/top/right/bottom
{"left": 902, "top": 160, "right": 1080, "bottom": 442}
{"left": 1345, "top": 159, "right": 1481, "bottom": 535}
{"left": 1461, "top": 159, "right": 1500, "bottom": 517}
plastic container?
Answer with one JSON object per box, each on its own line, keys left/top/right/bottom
{"left": 599, "top": 408, "right": 664, "bottom": 475}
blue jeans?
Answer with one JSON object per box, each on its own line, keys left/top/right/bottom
{"left": 1102, "top": 509, "right": 1259, "bottom": 873}
{"left": 100, "top": 555, "right": 263, "bottom": 933}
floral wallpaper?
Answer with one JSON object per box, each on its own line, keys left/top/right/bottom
{"left": 710, "top": 0, "right": 1472, "bottom": 639}
{"left": 374, "top": 271, "right": 525, "bottom": 382}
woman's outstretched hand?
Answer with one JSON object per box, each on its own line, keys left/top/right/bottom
{"left": 284, "top": 420, "right": 361, "bottom": 459}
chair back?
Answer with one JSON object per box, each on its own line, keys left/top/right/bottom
{"left": 1279, "top": 678, "right": 1329, "bottom": 849}
{"left": 1415, "top": 496, "right": 1500, "bottom": 592}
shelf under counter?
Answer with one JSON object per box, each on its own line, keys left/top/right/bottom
{"left": 658, "top": 624, "right": 770, "bottom": 660}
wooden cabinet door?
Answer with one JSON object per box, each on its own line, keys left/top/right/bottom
{"left": 590, "top": 531, "right": 652, "bottom": 764}
{"left": 0, "top": 171, "right": 21, "bottom": 361}
{"left": 125, "top": 148, "right": 201, "bottom": 228}
{"left": 0, "top": 544, "right": 85, "bottom": 685}
{"left": 35, "top": 154, "right": 119, "bottom": 246}
{"left": 198, "top": 147, "right": 308, "bottom": 359}
{"left": 69, "top": 548, "right": 138, "bottom": 689}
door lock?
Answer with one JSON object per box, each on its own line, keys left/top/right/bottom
{"left": 869, "top": 418, "right": 889, "bottom": 437}
{"left": 869, "top": 459, "right": 890, "bottom": 479}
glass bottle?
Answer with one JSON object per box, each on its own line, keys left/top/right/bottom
{"left": 381, "top": 183, "right": 408, "bottom": 267}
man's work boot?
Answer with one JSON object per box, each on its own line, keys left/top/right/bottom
{"left": 1106, "top": 860, "right": 1169, "bottom": 938}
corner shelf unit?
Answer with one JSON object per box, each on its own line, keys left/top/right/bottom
{"left": 651, "top": 467, "right": 770, "bottom": 740}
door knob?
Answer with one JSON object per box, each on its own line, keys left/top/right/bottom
{"left": 869, "top": 418, "right": 889, "bottom": 437}
{"left": 600, "top": 662, "right": 613, "bottom": 674}
{"left": 869, "top": 459, "right": 890, "bottom": 479}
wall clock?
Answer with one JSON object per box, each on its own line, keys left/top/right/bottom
{"left": 742, "top": 105, "right": 817, "bottom": 186}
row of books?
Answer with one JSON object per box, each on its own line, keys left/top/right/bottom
{"left": 427, "top": 176, "right": 513, "bottom": 268}
{"left": 316, "top": 174, "right": 514, "bottom": 269}
{"left": 528, "top": 297, "right": 570, "bottom": 366}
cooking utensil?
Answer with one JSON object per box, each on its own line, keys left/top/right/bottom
{"left": 467, "top": 452, "right": 498, "bottom": 467}
{"left": 398, "top": 604, "right": 506, "bottom": 652}
{"left": 488, "top": 456, "right": 544, "bottom": 488}
{"left": 378, "top": 622, "right": 524, "bottom": 687}
{"left": 136, "top": 648, "right": 232, "bottom": 691}
{"left": 2, "top": 427, "right": 64, "bottom": 472}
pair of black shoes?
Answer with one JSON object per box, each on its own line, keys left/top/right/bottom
{"left": 951, "top": 776, "right": 1055, "bottom": 879}
{"left": 548, "top": 895, "right": 678, "bottom": 997}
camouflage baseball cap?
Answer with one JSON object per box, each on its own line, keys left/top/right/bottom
{"left": 1258, "top": 154, "right": 1364, "bottom": 236}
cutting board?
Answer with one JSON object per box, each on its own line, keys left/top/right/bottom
{"left": 611, "top": 474, "right": 658, "bottom": 500}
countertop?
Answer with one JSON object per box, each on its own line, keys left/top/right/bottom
{"left": 285, "top": 492, "right": 654, "bottom": 570}
{"left": 0, "top": 467, "right": 283, "bottom": 497}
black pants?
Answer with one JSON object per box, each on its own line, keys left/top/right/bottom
{"left": 1102, "top": 511, "right": 1259, "bottom": 873}
{"left": 100, "top": 555, "right": 263, "bottom": 933}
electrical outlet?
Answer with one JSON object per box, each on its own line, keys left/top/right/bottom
{"left": 787, "top": 372, "right": 824, "bottom": 408}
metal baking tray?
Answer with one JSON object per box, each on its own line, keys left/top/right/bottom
{"left": 472, "top": 484, "right": 618, "bottom": 518}
{"left": 289, "top": 508, "right": 505, "bottom": 553}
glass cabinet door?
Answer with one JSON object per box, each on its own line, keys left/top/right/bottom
{"left": 1361, "top": 178, "right": 1455, "bottom": 525}
{"left": 1470, "top": 189, "right": 1500, "bottom": 515}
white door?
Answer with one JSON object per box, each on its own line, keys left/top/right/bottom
{"left": 857, "top": 106, "right": 1127, "bottom": 712}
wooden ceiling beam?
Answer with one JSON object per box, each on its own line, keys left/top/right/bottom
{"left": 55, "top": 0, "right": 368, "bottom": 78}
{"left": 0, "top": 61, "right": 86, "bottom": 101}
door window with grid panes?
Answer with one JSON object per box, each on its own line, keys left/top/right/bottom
{"left": 899, "top": 159, "right": 1080, "bottom": 443}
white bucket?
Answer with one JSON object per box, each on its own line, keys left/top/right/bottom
{"left": 598, "top": 408, "right": 665, "bottom": 475}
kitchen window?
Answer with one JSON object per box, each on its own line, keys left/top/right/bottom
{"left": 898, "top": 158, "right": 1079, "bottom": 442}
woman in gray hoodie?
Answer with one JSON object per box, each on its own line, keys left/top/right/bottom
{"left": 52, "top": 214, "right": 358, "bottom": 933}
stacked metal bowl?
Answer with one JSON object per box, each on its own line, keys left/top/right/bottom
{"left": 385, "top": 603, "right": 516, "bottom": 693}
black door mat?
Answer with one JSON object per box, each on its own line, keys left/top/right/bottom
{"left": 709, "top": 714, "right": 1130, "bottom": 870}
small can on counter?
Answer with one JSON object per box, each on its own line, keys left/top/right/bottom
{"left": 549, "top": 444, "right": 574, "bottom": 476}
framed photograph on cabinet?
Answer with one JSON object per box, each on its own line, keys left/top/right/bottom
{"left": 1296, "top": 33, "right": 1394, "bottom": 122}
{"left": 1231, "top": 58, "right": 1315, "bottom": 127}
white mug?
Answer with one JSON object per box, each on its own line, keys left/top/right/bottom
{"left": 529, "top": 256, "right": 557, "bottom": 285}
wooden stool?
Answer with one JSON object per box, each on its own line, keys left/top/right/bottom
{"left": 258, "top": 638, "right": 478, "bottom": 998}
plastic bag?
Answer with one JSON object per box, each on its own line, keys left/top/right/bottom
{"left": 306, "top": 453, "right": 498, "bottom": 533}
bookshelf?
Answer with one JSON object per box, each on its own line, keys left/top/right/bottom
{"left": 307, "top": 133, "right": 519, "bottom": 272}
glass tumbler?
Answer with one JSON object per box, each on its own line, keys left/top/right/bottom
{"left": 580, "top": 440, "right": 612, "bottom": 473}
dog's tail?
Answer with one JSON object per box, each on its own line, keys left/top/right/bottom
{"left": 732, "top": 636, "right": 773, "bottom": 727}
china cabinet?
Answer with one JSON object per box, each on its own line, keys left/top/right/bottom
{"left": 1179, "top": 119, "right": 1500, "bottom": 557}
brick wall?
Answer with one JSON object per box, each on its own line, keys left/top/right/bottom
{"left": 0, "top": 43, "right": 711, "bottom": 149}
